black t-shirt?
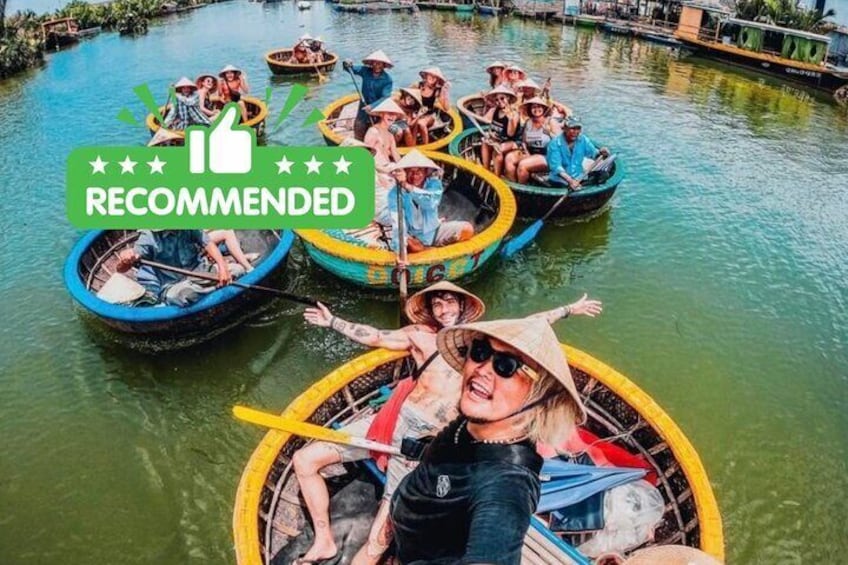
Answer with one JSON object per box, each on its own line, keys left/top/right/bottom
{"left": 390, "top": 418, "right": 543, "bottom": 565}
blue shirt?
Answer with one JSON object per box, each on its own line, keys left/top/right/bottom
{"left": 386, "top": 177, "right": 443, "bottom": 249}
{"left": 546, "top": 133, "right": 599, "bottom": 183}
{"left": 133, "top": 230, "right": 209, "bottom": 297}
{"left": 352, "top": 65, "right": 393, "bottom": 119}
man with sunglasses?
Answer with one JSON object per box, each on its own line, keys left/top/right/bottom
{"left": 292, "top": 283, "right": 600, "bottom": 565}
{"left": 546, "top": 116, "right": 610, "bottom": 190}
{"left": 391, "top": 318, "right": 587, "bottom": 565}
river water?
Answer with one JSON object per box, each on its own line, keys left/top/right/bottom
{"left": 1, "top": 2, "right": 846, "bottom": 563}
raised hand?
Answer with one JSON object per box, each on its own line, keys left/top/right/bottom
{"left": 567, "top": 293, "right": 603, "bottom": 317}
{"left": 304, "top": 301, "right": 334, "bottom": 327}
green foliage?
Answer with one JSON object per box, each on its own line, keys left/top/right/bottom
{"left": 735, "top": 0, "right": 836, "bottom": 33}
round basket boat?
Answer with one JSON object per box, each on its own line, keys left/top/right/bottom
{"left": 449, "top": 128, "right": 625, "bottom": 219}
{"left": 64, "top": 229, "right": 294, "bottom": 349}
{"left": 316, "top": 92, "right": 463, "bottom": 154}
{"left": 233, "top": 346, "right": 724, "bottom": 565}
{"left": 265, "top": 49, "right": 339, "bottom": 76}
{"left": 295, "top": 152, "right": 515, "bottom": 289}
{"left": 457, "top": 93, "right": 571, "bottom": 131}
{"left": 145, "top": 96, "right": 269, "bottom": 144}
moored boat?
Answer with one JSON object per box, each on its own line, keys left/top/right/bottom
{"left": 233, "top": 346, "right": 724, "bottom": 564}
{"left": 64, "top": 230, "right": 294, "bottom": 349}
{"left": 331, "top": 1, "right": 417, "bottom": 13}
{"left": 41, "top": 18, "right": 80, "bottom": 50}
{"left": 449, "top": 128, "right": 624, "bottom": 219}
{"left": 575, "top": 14, "right": 604, "bottom": 29}
{"left": 265, "top": 49, "right": 339, "bottom": 76}
{"left": 296, "top": 152, "right": 515, "bottom": 289}
{"left": 145, "top": 96, "right": 269, "bottom": 144}
{"left": 602, "top": 20, "right": 633, "bottom": 36}
{"left": 675, "top": 2, "right": 848, "bottom": 95}
{"left": 317, "top": 92, "right": 463, "bottom": 153}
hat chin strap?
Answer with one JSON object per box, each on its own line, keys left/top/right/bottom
{"left": 466, "top": 390, "right": 560, "bottom": 426}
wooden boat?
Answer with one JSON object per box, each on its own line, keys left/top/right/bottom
{"left": 456, "top": 93, "right": 571, "bottom": 131}
{"left": 265, "top": 49, "right": 338, "bottom": 76}
{"left": 64, "top": 230, "right": 295, "bottom": 349}
{"left": 675, "top": 4, "right": 848, "bottom": 95}
{"left": 331, "top": 1, "right": 417, "bottom": 13}
{"left": 145, "top": 96, "right": 269, "bottom": 144}
{"left": 297, "top": 1, "right": 311, "bottom": 8}
{"left": 476, "top": 3, "right": 502, "bottom": 16}
{"left": 638, "top": 30, "right": 683, "bottom": 48}
{"left": 317, "top": 93, "right": 463, "bottom": 154}
{"left": 575, "top": 14, "right": 604, "bottom": 29}
{"left": 296, "top": 152, "right": 515, "bottom": 289}
{"left": 602, "top": 20, "right": 633, "bottom": 36}
{"left": 41, "top": 18, "right": 80, "bottom": 50}
{"left": 449, "top": 129, "right": 625, "bottom": 219}
{"left": 233, "top": 346, "right": 725, "bottom": 564}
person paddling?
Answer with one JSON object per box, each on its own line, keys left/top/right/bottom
{"left": 343, "top": 50, "right": 394, "bottom": 141}
{"left": 546, "top": 116, "right": 610, "bottom": 190}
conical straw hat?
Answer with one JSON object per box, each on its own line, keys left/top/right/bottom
{"left": 506, "top": 64, "right": 527, "bottom": 78}
{"left": 485, "top": 84, "right": 517, "bottom": 102}
{"left": 96, "top": 273, "right": 146, "bottom": 304}
{"left": 623, "top": 546, "right": 723, "bottom": 565}
{"left": 195, "top": 73, "right": 217, "bottom": 88}
{"left": 218, "top": 64, "right": 242, "bottom": 77}
{"left": 173, "top": 77, "right": 197, "bottom": 90}
{"left": 517, "top": 77, "right": 541, "bottom": 92}
{"left": 368, "top": 98, "right": 405, "bottom": 116}
{"left": 437, "top": 318, "right": 587, "bottom": 423}
{"left": 521, "top": 96, "right": 550, "bottom": 112}
{"left": 298, "top": 33, "right": 313, "bottom": 42}
{"left": 362, "top": 50, "right": 394, "bottom": 68}
{"left": 419, "top": 66, "right": 447, "bottom": 84}
{"left": 399, "top": 87, "right": 424, "bottom": 108}
{"left": 392, "top": 149, "right": 440, "bottom": 171}
{"left": 486, "top": 60, "right": 506, "bottom": 72}
{"left": 405, "top": 281, "right": 485, "bottom": 326}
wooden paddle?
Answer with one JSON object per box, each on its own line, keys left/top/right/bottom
{"left": 311, "top": 57, "right": 329, "bottom": 83}
{"left": 500, "top": 155, "right": 609, "bottom": 259}
{"left": 232, "top": 406, "right": 402, "bottom": 455}
{"left": 138, "top": 259, "right": 322, "bottom": 307}
{"left": 465, "top": 112, "right": 502, "bottom": 155}
{"left": 395, "top": 179, "right": 409, "bottom": 314}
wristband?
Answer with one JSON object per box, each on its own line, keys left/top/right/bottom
{"left": 562, "top": 306, "right": 571, "bottom": 319}
{"left": 329, "top": 316, "right": 336, "bottom": 329}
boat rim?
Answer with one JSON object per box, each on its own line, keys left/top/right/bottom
{"left": 144, "top": 95, "right": 270, "bottom": 136}
{"left": 232, "top": 345, "right": 725, "bottom": 564}
{"left": 295, "top": 152, "right": 516, "bottom": 264}
{"left": 63, "top": 230, "right": 294, "bottom": 323}
{"left": 264, "top": 49, "right": 339, "bottom": 70}
{"left": 316, "top": 93, "right": 464, "bottom": 154}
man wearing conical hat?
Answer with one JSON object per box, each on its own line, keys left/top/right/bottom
{"left": 342, "top": 49, "right": 394, "bottom": 141}
{"left": 293, "top": 283, "right": 601, "bottom": 565}
{"left": 162, "top": 77, "right": 210, "bottom": 130}
{"left": 385, "top": 150, "right": 474, "bottom": 253}
{"left": 547, "top": 116, "right": 610, "bottom": 191}
{"left": 391, "top": 318, "right": 586, "bottom": 565}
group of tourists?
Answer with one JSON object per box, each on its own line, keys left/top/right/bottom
{"left": 292, "top": 282, "right": 603, "bottom": 565}
{"left": 286, "top": 34, "right": 329, "bottom": 65}
{"left": 163, "top": 64, "right": 249, "bottom": 130}
{"left": 480, "top": 60, "right": 610, "bottom": 187}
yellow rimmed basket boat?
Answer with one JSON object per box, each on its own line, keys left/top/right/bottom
{"left": 316, "top": 92, "right": 463, "bottom": 153}
{"left": 233, "top": 346, "right": 724, "bottom": 564}
{"left": 265, "top": 49, "right": 339, "bottom": 76}
{"left": 145, "top": 96, "right": 269, "bottom": 145}
{"left": 295, "top": 152, "right": 515, "bottom": 289}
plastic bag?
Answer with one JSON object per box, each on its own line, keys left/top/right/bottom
{"left": 577, "top": 480, "right": 665, "bottom": 558}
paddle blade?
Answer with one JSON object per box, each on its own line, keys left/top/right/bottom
{"left": 501, "top": 220, "right": 544, "bottom": 258}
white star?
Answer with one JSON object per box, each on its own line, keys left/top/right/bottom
{"left": 333, "top": 156, "right": 352, "bottom": 174}
{"left": 275, "top": 155, "right": 294, "bottom": 174}
{"left": 119, "top": 156, "right": 138, "bottom": 174}
{"left": 305, "top": 155, "right": 323, "bottom": 175}
{"left": 89, "top": 156, "right": 108, "bottom": 174}
{"left": 147, "top": 155, "right": 166, "bottom": 174}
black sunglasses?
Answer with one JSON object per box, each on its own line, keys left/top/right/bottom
{"left": 464, "top": 338, "right": 538, "bottom": 380}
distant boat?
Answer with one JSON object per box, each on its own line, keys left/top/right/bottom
{"left": 297, "top": 1, "right": 311, "bottom": 9}
{"left": 41, "top": 17, "right": 80, "bottom": 50}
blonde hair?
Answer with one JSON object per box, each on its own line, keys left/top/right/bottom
{"left": 522, "top": 370, "right": 580, "bottom": 446}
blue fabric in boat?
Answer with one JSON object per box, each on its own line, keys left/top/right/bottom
{"left": 537, "top": 459, "right": 647, "bottom": 513}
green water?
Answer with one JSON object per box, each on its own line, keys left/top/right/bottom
{"left": 1, "top": 3, "right": 846, "bottom": 563}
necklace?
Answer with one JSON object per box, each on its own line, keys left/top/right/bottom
{"left": 454, "top": 420, "right": 528, "bottom": 445}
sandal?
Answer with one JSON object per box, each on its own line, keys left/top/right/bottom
{"left": 292, "top": 552, "right": 340, "bottom": 565}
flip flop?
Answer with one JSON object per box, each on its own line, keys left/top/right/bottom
{"left": 292, "top": 552, "right": 340, "bottom": 565}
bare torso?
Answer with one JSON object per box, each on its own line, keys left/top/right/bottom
{"left": 402, "top": 324, "right": 461, "bottom": 428}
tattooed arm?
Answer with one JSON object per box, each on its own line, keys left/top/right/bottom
{"left": 527, "top": 293, "right": 603, "bottom": 325}
{"left": 303, "top": 302, "right": 411, "bottom": 350}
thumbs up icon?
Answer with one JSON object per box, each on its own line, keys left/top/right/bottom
{"left": 188, "top": 104, "right": 253, "bottom": 174}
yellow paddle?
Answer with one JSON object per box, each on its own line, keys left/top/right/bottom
{"left": 232, "top": 405, "right": 402, "bottom": 455}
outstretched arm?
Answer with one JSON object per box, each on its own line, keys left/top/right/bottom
{"left": 528, "top": 293, "right": 603, "bottom": 325}
{"left": 304, "top": 302, "right": 411, "bottom": 350}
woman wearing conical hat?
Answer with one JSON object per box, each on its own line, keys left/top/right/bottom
{"left": 505, "top": 96, "right": 560, "bottom": 184}
{"left": 296, "top": 283, "right": 601, "bottom": 565}
{"left": 485, "top": 60, "right": 508, "bottom": 89}
{"left": 217, "top": 64, "right": 249, "bottom": 121}
{"left": 342, "top": 49, "right": 394, "bottom": 141}
{"left": 480, "top": 84, "right": 521, "bottom": 176}
{"left": 391, "top": 317, "right": 587, "bottom": 565}
{"left": 392, "top": 87, "right": 426, "bottom": 148}
{"left": 363, "top": 98, "right": 405, "bottom": 168}
{"left": 163, "top": 77, "right": 210, "bottom": 130}
{"left": 195, "top": 73, "right": 220, "bottom": 120}
{"left": 415, "top": 66, "right": 451, "bottom": 144}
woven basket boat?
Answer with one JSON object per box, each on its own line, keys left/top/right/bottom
{"left": 265, "top": 49, "right": 339, "bottom": 76}
{"left": 63, "top": 229, "right": 294, "bottom": 350}
{"left": 316, "top": 92, "right": 463, "bottom": 154}
{"left": 295, "top": 152, "right": 515, "bottom": 289}
{"left": 144, "top": 96, "right": 269, "bottom": 145}
{"left": 233, "top": 346, "right": 724, "bottom": 564}
{"left": 449, "top": 128, "right": 625, "bottom": 219}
